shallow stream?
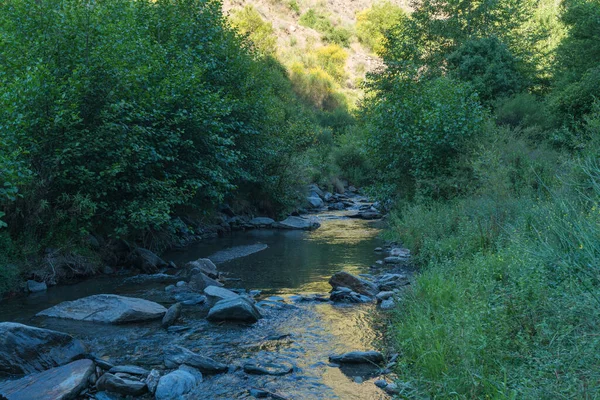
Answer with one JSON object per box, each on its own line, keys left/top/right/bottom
{"left": 0, "top": 211, "right": 394, "bottom": 399}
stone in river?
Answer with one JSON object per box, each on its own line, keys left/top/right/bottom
{"left": 329, "top": 271, "right": 378, "bottom": 296}
{"left": 96, "top": 372, "right": 147, "bottom": 396}
{"left": 0, "top": 359, "right": 95, "bottom": 400}
{"left": 276, "top": 216, "right": 320, "bottom": 230}
{"left": 248, "top": 217, "right": 276, "bottom": 228}
{"left": 108, "top": 365, "right": 149, "bottom": 376}
{"left": 36, "top": 294, "right": 167, "bottom": 324}
{"left": 329, "top": 351, "right": 385, "bottom": 364}
{"left": 26, "top": 280, "right": 47, "bottom": 293}
{"left": 243, "top": 361, "right": 294, "bottom": 376}
{"left": 188, "top": 272, "right": 223, "bottom": 292}
{"left": 164, "top": 345, "right": 228, "bottom": 374}
{"left": 185, "top": 258, "right": 219, "bottom": 279}
{"left": 155, "top": 369, "right": 199, "bottom": 400}
{"left": 207, "top": 297, "right": 263, "bottom": 323}
{"left": 0, "top": 322, "right": 87, "bottom": 375}
{"left": 204, "top": 285, "right": 239, "bottom": 304}
{"left": 380, "top": 299, "right": 395, "bottom": 310}
{"left": 161, "top": 303, "right": 182, "bottom": 328}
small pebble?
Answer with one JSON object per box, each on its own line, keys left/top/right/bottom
{"left": 374, "top": 379, "right": 388, "bottom": 388}
{"left": 176, "top": 281, "right": 186, "bottom": 287}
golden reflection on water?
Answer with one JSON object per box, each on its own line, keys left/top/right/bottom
{"left": 308, "top": 214, "right": 381, "bottom": 245}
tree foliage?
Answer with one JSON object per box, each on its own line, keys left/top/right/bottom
{"left": 0, "top": 0, "right": 317, "bottom": 240}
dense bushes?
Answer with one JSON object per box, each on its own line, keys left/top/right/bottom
{"left": 299, "top": 9, "right": 352, "bottom": 47}
{"left": 356, "top": 1, "right": 406, "bottom": 54}
{"left": 357, "top": 0, "right": 600, "bottom": 397}
{"left": 0, "top": 0, "right": 318, "bottom": 251}
{"left": 364, "top": 76, "right": 485, "bottom": 199}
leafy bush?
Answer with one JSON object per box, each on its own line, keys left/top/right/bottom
{"left": 230, "top": 5, "right": 277, "bottom": 55}
{"left": 299, "top": 9, "right": 352, "bottom": 47}
{"left": 314, "top": 45, "right": 348, "bottom": 83}
{"left": 356, "top": 1, "right": 406, "bottom": 54}
{"left": 447, "top": 36, "right": 525, "bottom": 105}
{"left": 494, "top": 92, "right": 547, "bottom": 127}
{"left": 364, "top": 76, "right": 486, "bottom": 199}
{"left": 0, "top": 0, "right": 317, "bottom": 243}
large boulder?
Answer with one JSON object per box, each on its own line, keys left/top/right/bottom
{"left": 36, "top": 294, "right": 167, "bottom": 324}
{"left": 130, "top": 248, "right": 167, "bottom": 273}
{"left": 329, "top": 271, "right": 378, "bottom": 297}
{"left": 26, "top": 280, "right": 48, "bottom": 293}
{"left": 155, "top": 368, "right": 200, "bottom": 400}
{"left": 207, "top": 297, "right": 262, "bottom": 323}
{"left": 164, "top": 346, "right": 228, "bottom": 374}
{"left": 0, "top": 359, "right": 95, "bottom": 400}
{"left": 0, "top": 322, "right": 87, "bottom": 375}
{"left": 96, "top": 372, "right": 147, "bottom": 396}
{"left": 276, "top": 216, "right": 320, "bottom": 231}
{"left": 307, "top": 196, "right": 324, "bottom": 209}
{"left": 204, "top": 286, "right": 239, "bottom": 304}
{"left": 184, "top": 258, "right": 218, "bottom": 279}
{"left": 188, "top": 272, "right": 223, "bottom": 292}
{"left": 307, "top": 184, "right": 324, "bottom": 198}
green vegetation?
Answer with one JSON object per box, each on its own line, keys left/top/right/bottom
{"left": 356, "top": 1, "right": 406, "bottom": 54}
{"left": 299, "top": 8, "right": 353, "bottom": 47}
{"left": 0, "top": 0, "right": 327, "bottom": 291}
{"left": 358, "top": 0, "right": 600, "bottom": 397}
{"left": 230, "top": 5, "right": 277, "bottom": 55}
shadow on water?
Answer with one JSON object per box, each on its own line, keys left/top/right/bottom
{"left": 0, "top": 211, "right": 393, "bottom": 399}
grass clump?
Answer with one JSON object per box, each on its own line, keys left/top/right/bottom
{"left": 299, "top": 8, "right": 352, "bottom": 47}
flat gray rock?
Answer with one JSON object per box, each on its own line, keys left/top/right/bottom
{"left": 0, "top": 359, "right": 95, "bottom": 400}
{"left": 208, "top": 244, "right": 268, "bottom": 264}
{"left": 204, "top": 286, "right": 239, "bottom": 303}
{"left": 248, "top": 217, "right": 275, "bottom": 227}
{"left": 243, "top": 362, "right": 294, "bottom": 376}
{"left": 185, "top": 258, "right": 218, "bottom": 278}
{"left": 96, "top": 372, "right": 147, "bottom": 396}
{"left": 164, "top": 346, "right": 228, "bottom": 374}
{"left": 36, "top": 294, "right": 167, "bottom": 324}
{"left": 161, "top": 303, "right": 182, "bottom": 328}
{"left": 207, "top": 297, "right": 263, "bottom": 323}
{"left": 276, "top": 216, "right": 320, "bottom": 230}
{"left": 0, "top": 322, "right": 87, "bottom": 375}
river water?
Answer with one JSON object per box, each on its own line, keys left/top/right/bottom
{"left": 0, "top": 211, "right": 394, "bottom": 399}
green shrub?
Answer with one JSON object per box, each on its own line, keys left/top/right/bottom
{"left": 299, "top": 9, "right": 352, "bottom": 47}
{"left": 356, "top": 1, "right": 406, "bottom": 54}
{"left": 230, "top": 5, "right": 277, "bottom": 55}
{"left": 364, "top": 76, "right": 486, "bottom": 199}
{"left": 447, "top": 36, "right": 525, "bottom": 105}
{"left": 494, "top": 92, "right": 547, "bottom": 128}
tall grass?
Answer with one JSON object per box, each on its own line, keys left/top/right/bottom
{"left": 387, "top": 130, "right": 600, "bottom": 398}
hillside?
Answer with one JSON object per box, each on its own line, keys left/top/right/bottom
{"left": 223, "top": 0, "right": 411, "bottom": 107}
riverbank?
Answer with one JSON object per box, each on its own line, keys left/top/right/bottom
{"left": 384, "top": 165, "right": 600, "bottom": 398}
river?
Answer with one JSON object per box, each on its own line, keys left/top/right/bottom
{"left": 0, "top": 210, "right": 395, "bottom": 399}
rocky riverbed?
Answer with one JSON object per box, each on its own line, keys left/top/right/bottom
{"left": 0, "top": 189, "right": 412, "bottom": 399}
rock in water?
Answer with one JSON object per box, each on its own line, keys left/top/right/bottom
{"left": 248, "top": 217, "right": 275, "bottom": 228}
{"left": 329, "top": 271, "right": 378, "bottom": 296}
{"left": 188, "top": 272, "right": 223, "bottom": 292}
{"left": 204, "top": 286, "right": 239, "bottom": 304}
{"left": 243, "top": 362, "right": 294, "bottom": 376}
{"left": 36, "top": 294, "right": 167, "bottom": 324}
{"left": 276, "top": 216, "right": 320, "bottom": 230}
{"left": 0, "top": 322, "right": 87, "bottom": 375}
{"left": 145, "top": 369, "right": 161, "bottom": 394}
{"left": 164, "top": 346, "right": 228, "bottom": 374}
{"left": 307, "top": 196, "right": 324, "bottom": 208}
{"left": 207, "top": 297, "right": 263, "bottom": 323}
{"left": 96, "top": 372, "right": 147, "bottom": 396}
{"left": 155, "top": 369, "right": 199, "bottom": 400}
{"left": 329, "top": 351, "right": 385, "bottom": 365}
{"left": 161, "top": 303, "right": 182, "bottom": 328}
{"left": 26, "top": 280, "right": 47, "bottom": 293}
{"left": 185, "top": 258, "right": 219, "bottom": 279}
{"left": 130, "top": 248, "right": 167, "bottom": 273}
{"left": 0, "top": 359, "right": 95, "bottom": 400}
